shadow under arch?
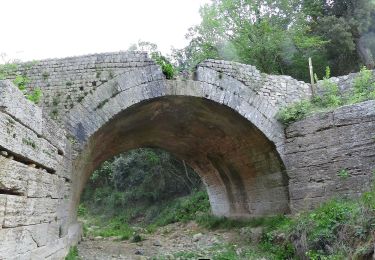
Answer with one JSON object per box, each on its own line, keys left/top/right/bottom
{"left": 70, "top": 96, "right": 290, "bottom": 221}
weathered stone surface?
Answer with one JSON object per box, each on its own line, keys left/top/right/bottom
{"left": 0, "top": 226, "right": 38, "bottom": 257}
{"left": 0, "top": 52, "right": 373, "bottom": 259}
{"left": 2, "top": 195, "right": 58, "bottom": 228}
{"left": 285, "top": 100, "right": 375, "bottom": 212}
{"left": 0, "top": 80, "right": 43, "bottom": 134}
{"left": 0, "top": 156, "right": 66, "bottom": 199}
{"left": 0, "top": 111, "right": 62, "bottom": 171}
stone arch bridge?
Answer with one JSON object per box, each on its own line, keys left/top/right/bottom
{"left": 0, "top": 52, "right": 373, "bottom": 259}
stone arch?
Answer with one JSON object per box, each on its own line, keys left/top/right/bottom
{"left": 65, "top": 65, "right": 292, "bottom": 220}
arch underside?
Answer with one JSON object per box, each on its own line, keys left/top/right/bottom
{"left": 73, "top": 96, "right": 290, "bottom": 218}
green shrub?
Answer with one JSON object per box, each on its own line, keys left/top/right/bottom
{"left": 77, "top": 204, "right": 87, "bottom": 217}
{"left": 151, "top": 52, "right": 176, "bottom": 79}
{"left": 65, "top": 246, "right": 79, "bottom": 260}
{"left": 0, "top": 63, "right": 18, "bottom": 79}
{"left": 276, "top": 100, "right": 312, "bottom": 125}
{"left": 13, "top": 75, "right": 30, "bottom": 91}
{"left": 312, "top": 66, "right": 342, "bottom": 108}
{"left": 26, "top": 88, "right": 42, "bottom": 104}
{"left": 89, "top": 217, "right": 133, "bottom": 239}
{"left": 349, "top": 66, "right": 375, "bottom": 103}
{"left": 277, "top": 66, "right": 375, "bottom": 125}
{"left": 153, "top": 190, "right": 210, "bottom": 226}
{"left": 337, "top": 169, "right": 350, "bottom": 179}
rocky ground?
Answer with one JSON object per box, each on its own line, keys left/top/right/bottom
{"left": 77, "top": 221, "right": 252, "bottom": 260}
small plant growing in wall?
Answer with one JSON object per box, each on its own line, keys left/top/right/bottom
{"left": 26, "top": 88, "right": 42, "bottom": 104}
{"left": 50, "top": 109, "right": 59, "bottom": 120}
{"left": 52, "top": 97, "right": 60, "bottom": 106}
{"left": 22, "top": 137, "right": 37, "bottom": 149}
{"left": 337, "top": 169, "right": 350, "bottom": 179}
{"left": 13, "top": 75, "right": 30, "bottom": 92}
{"left": 108, "top": 70, "right": 114, "bottom": 79}
{"left": 0, "top": 63, "right": 18, "bottom": 79}
{"left": 276, "top": 100, "right": 312, "bottom": 125}
{"left": 42, "top": 71, "right": 50, "bottom": 80}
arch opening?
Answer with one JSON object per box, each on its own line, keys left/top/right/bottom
{"left": 71, "top": 96, "right": 290, "bottom": 220}
{"left": 80, "top": 147, "right": 207, "bottom": 226}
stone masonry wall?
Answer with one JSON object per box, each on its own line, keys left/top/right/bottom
{"left": 285, "top": 100, "right": 375, "bottom": 212}
{"left": 198, "top": 59, "right": 311, "bottom": 107}
{"left": 0, "top": 80, "right": 79, "bottom": 259}
{"left": 0, "top": 52, "right": 374, "bottom": 258}
{"left": 4, "top": 52, "right": 154, "bottom": 123}
{"left": 196, "top": 59, "right": 311, "bottom": 152}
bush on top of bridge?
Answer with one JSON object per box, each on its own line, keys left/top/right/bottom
{"left": 277, "top": 66, "right": 375, "bottom": 125}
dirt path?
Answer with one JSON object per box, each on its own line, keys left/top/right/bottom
{"left": 77, "top": 222, "right": 242, "bottom": 259}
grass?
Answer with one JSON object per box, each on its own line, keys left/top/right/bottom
{"left": 79, "top": 169, "right": 375, "bottom": 259}
{"left": 152, "top": 190, "right": 210, "bottom": 227}
{"left": 195, "top": 213, "right": 290, "bottom": 230}
{"left": 65, "top": 246, "right": 79, "bottom": 260}
{"left": 82, "top": 216, "right": 134, "bottom": 240}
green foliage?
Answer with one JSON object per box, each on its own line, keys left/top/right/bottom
{"left": 197, "top": 214, "right": 290, "bottom": 231}
{"left": 81, "top": 148, "right": 204, "bottom": 226}
{"left": 13, "top": 75, "right": 30, "bottom": 91}
{"left": 0, "top": 62, "right": 43, "bottom": 104}
{"left": 153, "top": 190, "right": 210, "bottom": 226}
{"left": 88, "top": 216, "right": 133, "bottom": 239}
{"left": 0, "top": 63, "right": 18, "bottom": 79}
{"left": 277, "top": 100, "right": 312, "bottom": 125}
{"left": 77, "top": 204, "right": 87, "bottom": 217}
{"left": 65, "top": 246, "right": 79, "bottom": 260}
{"left": 173, "top": 0, "right": 375, "bottom": 79}
{"left": 349, "top": 66, "right": 375, "bottom": 103}
{"left": 151, "top": 52, "right": 175, "bottom": 79}
{"left": 26, "top": 88, "right": 42, "bottom": 104}
{"left": 313, "top": 67, "right": 342, "bottom": 108}
{"left": 173, "top": 0, "right": 329, "bottom": 80}
{"left": 128, "top": 41, "right": 176, "bottom": 79}
{"left": 304, "top": 0, "right": 375, "bottom": 74}
{"left": 337, "top": 169, "right": 350, "bottom": 179}
{"left": 278, "top": 65, "right": 375, "bottom": 125}
{"left": 284, "top": 182, "right": 375, "bottom": 258}
{"left": 295, "top": 200, "right": 357, "bottom": 245}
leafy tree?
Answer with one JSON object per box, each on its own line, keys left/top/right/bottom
{"left": 303, "top": 0, "right": 375, "bottom": 74}
{"left": 81, "top": 148, "right": 203, "bottom": 222}
{"left": 173, "top": 0, "right": 328, "bottom": 81}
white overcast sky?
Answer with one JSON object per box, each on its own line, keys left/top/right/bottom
{"left": 0, "top": 0, "right": 210, "bottom": 62}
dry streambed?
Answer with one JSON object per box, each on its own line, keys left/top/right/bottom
{"left": 77, "top": 221, "right": 246, "bottom": 260}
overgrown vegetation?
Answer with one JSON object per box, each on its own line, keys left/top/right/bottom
{"left": 128, "top": 41, "right": 176, "bottom": 79}
{"left": 79, "top": 148, "right": 375, "bottom": 259}
{"left": 0, "top": 62, "right": 42, "bottom": 104}
{"left": 150, "top": 175, "right": 375, "bottom": 259}
{"left": 277, "top": 66, "right": 375, "bottom": 125}
{"left": 65, "top": 246, "right": 79, "bottom": 260}
{"left": 172, "top": 0, "right": 375, "bottom": 81}
{"left": 80, "top": 148, "right": 204, "bottom": 238}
